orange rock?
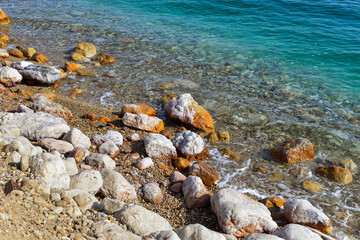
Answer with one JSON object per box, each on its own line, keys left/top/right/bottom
{"left": 121, "top": 103, "right": 156, "bottom": 116}
{"left": 271, "top": 139, "right": 314, "bottom": 164}
{"left": 0, "top": 33, "right": 9, "bottom": 43}
{"left": 24, "top": 47, "right": 36, "bottom": 58}
{"left": 98, "top": 116, "right": 112, "bottom": 123}
{"left": 188, "top": 162, "right": 219, "bottom": 186}
{"left": 315, "top": 166, "right": 353, "bottom": 184}
{"left": 76, "top": 68, "right": 96, "bottom": 76}
{"left": 31, "top": 53, "right": 48, "bottom": 63}
{"left": 160, "top": 129, "right": 173, "bottom": 140}
{"left": 207, "top": 131, "right": 230, "bottom": 142}
{"left": 0, "top": 9, "right": 10, "bottom": 25}
{"left": 65, "top": 61, "right": 83, "bottom": 72}
{"left": 8, "top": 48, "right": 23, "bottom": 58}
{"left": 173, "top": 157, "right": 190, "bottom": 171}
{"left": 98, "top": 52, "right": 115, "bottom": 65}
{"left": 261, "top": 197, "right": 286, "bottom": 208}
{"left": 51, "top": 83, "right": 59, "bottom": 88}
{"left": 0, "top": 42, "right": 5, "bottom": 48}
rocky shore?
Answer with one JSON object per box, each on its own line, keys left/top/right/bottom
{"left": 0, "top": 8, "right": 358, "bottom": 240}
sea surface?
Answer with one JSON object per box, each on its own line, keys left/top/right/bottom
{"left": 1, "top": 0, "right": 360, "bottom": 238}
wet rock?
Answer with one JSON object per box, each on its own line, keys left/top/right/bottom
{"left": 33, "top": 95, "right": 73, "bottom": 120}
{"left": 188, "top": 162, "right": 219, "bottom": 186}
{"left": 260, "top": 197, "right": 286, "bottom": 208}
{"left": 0, "top": 33, "right": 9, "bottom": 42}
{"left": 101, "top": 197, "right": 126, "bottom": 214}
{"left": 176, "top": 224, "right": 236, "bottom": 240}
{"left": 65, "top": 61, "right": 83, "bottom": 72}
{"left": 173, "top": 131, "right": 209, "bottom": 160}
{"left": 100, "top": 169, "right": 137, "bottom": 201}
{"left": 315, "top": 166, "right": 352, "bottom": 184}
{"left": 211, "top": 188, "right": 278, "bottom": 238}
{"left": 245, "top": 233, "right": 284, "bottom": 240}
{"left": 114, "top": 205, "right": 172, "bottom": 236}
{"left": 98, "top": 52, "right": 115, "bottom": 64}
{"left": 84, "top": 153, "right": 116, "bottom": 169}
{"left": 31, "top": 53, "right": 48, "bottom": 63}
{"left": 170, "top": 171, "right": 186, "bottom": 184}
{"left": 271, "top": 139, "right": 314, "bottom": 164}
{"left": 146, "top": 230, "right": 181, "bottom": 240}
{"left": 121, "top": 103, "right": 156, "bottom": 117}
{"left": 24, "top": 47, "right": 36, "bottom": 58}
{"left": 73, "top": 191, "right": 100, "bottom": 212}
{"left": 91, "top": 220, "right": 141, "bottom": 240}
{"left": 145, "top": 133, "right": 177, "bottom": 160}
{"left": 0, "top": 66, "right": 22, "bottom": 87}
{"left": 182, "top": 176, "right": 211, "bottom": 208}
{"left": 337, "top": 158, "right": 358, "bottom": 173}
{"left": 65, "top": 147, "right": 88, "bottom": 162}
{"left": 8, "top": 48, "right": 23, "bottom": 58}
{"left": 19, "top": 65, "right": 61, "bottom": 85}
{"left": 63, "top": 157, "right": 78, "bottom": 176}
{"left": 143, "top": 182, "right": 163, "bottom": 204}
{"left": 63, "top": 128, "right": 91, "bottom": 149}
{"left": 219, "top": 148, "right": 242, "bottom": 160}
{"left": 10, "top": 61, "right": 33, "bottom": 70}
{"left": 284, "top": 199, "right": 331, "bottom": 233}
{"left": 98, "top": 140, "right": 119, "bottom": 157}
{"left": 301, "top": 181, "right": 323, "bottom": 193}
{"left": 136, "top": 157, "right": 154, "bottom": 170}
{"left": 70, "top": 170, "right": 103, "bottom": 194}
{"left": 173, "top": 157, "right": 190, "bottom": 171}
{"left": 128, "top": 133, "right": 140, "bottom": 142}
{"left": 274, "top": 224, "right": 322, "bottom": 240}
{"left": 0, "top": 9, "right": 10, "bottom": 24}
{"left": 164, "top": 94, "right": 214, "bottom": 132}
{"left": 207, "top": 131, "right": 230, "bottom": 142}
{"left": 72, "top": 42, "right": 96, "bottom": 60}
{"left": 39, "top": 138, "right": 74, "bottom": 153}
{"left": 76, "top": 68, "right": 96, "bottom": 76}
{"left": 91, "top": 130, "right": 123, "bottom": 146}
{"left": 123, "top": 113, "right": 164, "bottom": 133}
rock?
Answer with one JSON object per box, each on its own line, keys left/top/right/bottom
{"left": 33, "top": 95, "right": 73, "bottom": 120}
{"left": 70, "top": 170, "right": 103, "bottom": 194}
{"left": 143, "top": 182, "right": 163, "bottom": 204}
{"left": 71, "top": 52, "right": 86, "bottom": 61}
{"left": 73, "top": 191, "right": 100, "bottom": 212}
{"left": 114, "top": 205, "right": 172, "bottom": 236}
{"left": 164, "top": 93, "right": 214, "bottom": 132}
{"left": 65, "top": 147, "right": 88, "bottom": 162}
{"left": 65, "top": 61, "right": 83, "bottom": 72}
{"left": 170, "top": 171, "right": 186, "bottom": 184}
{"left": 63, "top": 128, "right": 91, "bottom": 149}
{"left": 19, "top": 65, "right": 61, "bottom": 85}
{"left": 271, "top": 139, "right": 314, "bottom": 164}
{"left": 121, "top": 103, "right": 156, "bottom": 117}
{"left": 128, "top": 133, "right": 140, "bottom": 142}
{"left": 91, "top": 130, "right": 123, "bottom": 146}
{"left": 4, "top": 180, "right": 23, "bottom": 195}
{"left": 173, "top": 131, "right": 209, "bottom": 160}
{"left": 170, "top": 183, "right": 182, "bottom": 193}
{"left": 100, "top": 169, "right": 137, "bottom": 201}
{"left": 24, "top": 47, "right": 36, "bottom": 58}
{"left": 73, "top": 42, "right": 96, "bottom": 59}
{"left": 0, "top": 9, "right": 10, "bottom": 24}
{"left": 301, "top": 181, "right": 323, "bottom": 193}
{"left": 0, "top": 134, "right": 42, "bottom": 157}
{"left": 337, "top": 158, "right": 358, "bottom": 173}
{"left": 101, "top": 197, "right": 126, "bottom": 214}
{"left": 315, "top": 166, "right": 352, "bottom": 184}
{"left": 84, "top": 113, "right": 97, "bottom": 121}
{"left": 0, "top": 33, "right": 9, "bottom": 43}
{"left": 145, "top": 133, "right": 177, "bottom": 160}
{"left": 10, "top": 61, "right": 33, "bottom": 70}
{"left": 146, "top": 230, "right": 181, "bottom": 240}
{"left": 122, "top": 113, "right": 164, "bottom": 133}
{"left": 283, "top": 199, "right": 331, "bottom": 233}
{"left": 31, "top": 53, "right": 48, "bottom": 63}
{"left": 20, "top": 155, "right": 29, "bottom": 172}
{"left": 30, "top": 151, "right": 70, "bottom": 193}
{"left": 17, "top": 104, "right": 34, "bottom": 114}
{"left": 211, "top": 188, "right": 278, "bottom": 238}
{"left": 64, "top": 198, "right": 82, "bottom": 218}
{"left": 0, "top": 66, "right": 22, "bottom": 87}
{"left": 188, "top": 162, "right": 219, "bottom": 186}
{"left": 207, "top": 131, "right": 230, "bottom": 142}
{"left": 98, "top": 140, "right": 119, "bottom": 157}
{"left": 84, "top": 153, "right": 116, "bottom": 169}
{"left": 176, "top": 224, "right": 236, "bottom": 240}
{"left": 63, "top": 157, "right": 78, "bottom": 176}
{"left": 91, "top": 220, "right": 142, "bottom": 240}
{"left": 182, "top": 176, "right": 211, "bottom": 208}
{"left": 98, "top": 52, "right": 115, "bottom": 64}
{"left": 161, "top": 94, "right": 177, "bottom": 105}
{"left": 39, "top": 138, "right": 74, "bottom": 153}
{"left": 8, "top": 48, "right": 23, "bottom": 58}
{"left": 160, "top": 129, "right": 173, "bottom": 140}
{"left": 260, "top": 197, "right": 286, "bottom": 208}
{"left": 219, "top": 148, "right": 242, "bottom": 160}
{"left": 274, "top": 224, "right": 322, "bottom": 240}
{"left": 244, "top": 233, "right": 284, "bottom": 240}
{"left": 173, "top": 157, "right": 190, "bottom": 171}
{"left": 136, "top": 157, "right": 154, "bottom": 170}
{"left": 76, "top": 68, "right": 96, "bottom": 76}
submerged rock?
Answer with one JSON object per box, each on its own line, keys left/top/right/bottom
{"left": 98, "top": 52, "right": 116, "bottom": 65}
{"left": 0, "top": 9, "right": 10, "bottom": 24}
{"left": 315, "top": 166, "right": 353, "bottom": 184}
{"left": 72, "top": 42, "right": 96, "bottom": 59}
{"left": 271, "top": 139, "right": 314, "bottom": 164}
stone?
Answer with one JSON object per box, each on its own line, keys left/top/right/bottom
{"left": 114, "top": 205, "right": 172, "bottom": 236}
{"left": 337, "top": 158, "right": 358, "bottom": 173}
{"left": 271, "top": 139, "right": 314, "bottom": 164}
{"left": 10, "top": 61, "right": 33, "bottom": 70}
{"left": 98, "top": 140, "right": 119, "bottom": 157}
{"left": 8, "top": 48, "right": 23, "bottom": 58}
{"left": 24, "top": 48, "right": 36, "bottom": 58}
{"left": 176, "top": 224, "right": 236, "bottom": 240}
{"left": 0, "top": 41, "right": 5, "bottom": 48}
{"left": 73, "top": 191, "right": 100, "bottom": 212}
{"left": 220, "top": 148, "right": 242, "bottom": 160}
{"left": 244, "top": 233, "right": 284, "bottom": 240}
{"left": 170, "top": 171, "right": 186, "bottom": 184}
{"left": 261, "top": 197, "right": 286, "bottom": 208}
{"left": 128, "top": 133, "right": 140, "bottom": 142}
{"left": 122, "top": 113, "right": 164, "bottom": 133}
{"left": 146, "top": 230, "right": 181, "bottom": 240}
{"left": 0, "top": 49, "right": 9, "bottom": 58}
{"left": 283, "top": 199, "right": 331, "bottom": 233}
{"left": 164, "top": 93, "right": 214, "bottom": 132}
{"left": 33, "top": 95, "right": 73, "bottom": 120}
{"left": 211, "top": 188, "right": 278, "bottom": 238}
{"left": 161, "top": 94, "right": 177, "bottom": 105}
{"left": 0, "top": 9, "right": 10, "bottom": 24}
{"left": 84, "top": 153, "right": 116, "bottom": 169}
{"left": 71, "top": 52, "right": 86, "bottom": 61}
{"left": 19, "top": 65, "right": 61, "bottom": 85}
{"left": 208, "top": 131, "right": 230, "bottom": 142}
{"left": 0, "top": 66, "right": 22, "bottom": 87}
{"left": 315, "top": 166, "right": 352, "bottom": 184}
{"left": 182, "top": 176, "right": 211, "bottom": 208}
{"left": 136, "top": 157, "right": 154, "bottom": 170}
{"left": 91, "top": 220, "right": 142, "bottom": 240}
{"left": 39, "top": 138, "right": 74, "bottom": 153}
{"left": 160, "top": 129, "right": 173, "bottom": 140}
{"left": 101, "top": 197, "right": 126, "bottom": 214}
{"left": 0, "top": 134, "right": 42, "bottom": 157}
{"left": 70, "top": 170, "right": 103, "bottom": 194}
{"left": 65, "top": 61, "right": 83, "bottom": 72}
{"left": 63, "top": 157, "right": 78, "bottom": 176}
{"left": 98, "top": 52, "right": 115, "bottom": 64}
{"left": 63, "top": 128, "right": 91, "bottom": 149}
{"left": 121, "top": 103, "right": 156, "bottom": 117}
{"left": 100, "top": 169, "right": 137, "bottom": 201}
{"left": 170, "top": 183, "right": 182, "bottom": 193}
{"left": 301, "top": 181, "right": 323, "bottom": 193}
{"left": 173, "top": 157, "right": 190, "bottom": 171}
{"left": 143, "top": 182, "right": 163, "bottom": 204}
{"left": 76, "top": 68, "right": 96, "bottom": 76}
{"left": 0, "top": 33, "right": 9, "bottom": 43}
{"left": 145, "top": 133, "right": 177, "bottom": 160}
{"left": 274, "top": 224, "right": 322, "bottom": 240}
{"left": 5, "top": 180, "right": 23, "bottom": 195}
{"left": 84, "top": 113, "right": 97, "bottom": 121}
{"left": 172, "top": 131, "right": 209, "bottom": 160}
{"left": 73, "top": 42, "right": 96, "bottom": 59}
{"left": 91, "top": 130, "right": 123, "bottom": 146}
{"left": 188, "top": 162, "right": 219, "bottom": 186}
{"left": 20, "top": 155, "right": 29, "bottom": 172}
{"left": 31, "top": 53, "right": 48, "bottom": 63}
{"left": 64, "top": 198, "right": 82, "bottom": 218}
{"left": 65, "top": 147, "right": 88, "bottom": 162}
{"left": 17, "top": 104, "right": 34, "bottom": 114}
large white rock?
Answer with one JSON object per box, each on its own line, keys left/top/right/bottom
{"left": 146, "top": 230, "right": 181, "bottom": 240}
{"left": 245, "top": 233, "right": 284, "bottom": 240}
{"left": 173, "top": 131, "right": 204, "bottom": 156}
{"left": 91, "top": 130, "right": 123, "bottom": 146}
{"left": 98, "top": 140, "right": 119, "bottom": 157}
{"left": 63, "top": 157, "right": 78, "bottom": 176}
{"left": 84, "top": 153, "right": 116, "bottom": 170}
{"left": 70, "top": 170, "right": 103, "bottom": 194}
{"left": 274, "top": 224, "right": 322, "bottom": 240}
{"left": 100, "top": 169, "right": 137, "bottom": 201}
{"left": 19, "top": 65, "right": 61, "bottom": 85}
{"left": 0, "top": 134, "right": 42, "bottom": 157}
{"left": 122, "top": 113, "right": 164, "bottom": 132}
{"left": 0, "top": 66, "right": 22, "bottom": 86}
{"left": 63, "top": 128, "right": 91, "bottom": 149}
{"left": 182, "top": 176, "right": 211, "bottom": 208}
{"left": 176, "top": 224, "right": 236, "bottom": 240}
{"left": 91, "top": 220, "right": 142, "bottom": 240}
{"left": 114, "top": 205, "right": 172, "bottom": 236}
{"left": 144, "top": 133, "right": 177, "bottom": 159}
{"left": 210, "top": 188, "right": 278, "bottom": 238}
{"left": 10, "top": 61, "right": 33, "bottom": 70}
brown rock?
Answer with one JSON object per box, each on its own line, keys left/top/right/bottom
{"left": 98, "top": 52, "right": 115, "bottom": 65}
{"left": 261, "top": 197, "right": 286, "bottom": 208}
{"left": 188, "top": 162, "right": 219, "bottom": 186}
{"left": 207, "top": 131, "right": 230, "bottom": 142}
{"left": 301, "top": 181, "right": 323, "bottom": 193}
{"left": 76, "top": 68, "right": 96, "bottom": 76}
{"left": 160, "top": 129, "right": 172, "bottom": 140}
{"left": 5, "top": 180, "right": 23, "bottom": 195}
{"left": 170, "top": 182, "right": 182, "bottom": 193}
{"left": 98, "top": 116, "right": 112, "bottom": 123}
{"left": 173, "top": 157, "right": 190, "bottom": 171}
{"left": 219, "top": 148, "right": 242, "bottom": 160}
{"left": 65, "top": 61, "right": 83, "bottom": 72}
{"left": 0, "top": 9, "right": 10, "bottom": 25}
{"left": 0, "top": 33, "right": 9, "bottom": 43}
{"left": 121, "top": 103, "right": 156, "bottom": 117}
{"left": 170, "top": 171, "right": 186, "bottom": 184}
{"left": 31, "top": 53, "right": 48, "bottom": 63}
{"left": 182, "top": 176, "right": 211, "bottom": 208}
{"left": 160, "top": 94, "right": 177, "bottom": 105}
{"left": 24, "top": 47, "right": 36, "bottom": 58}
{"left": 271, "top": 138, "right": 314, "bottom": 164}
{"left": 0, "top": 83, "right": 6, "bottom": 91}
{"left": 266, "top": 172, "right": 283, "bottom": 181}
{"left": 8, "top": 48, "right": 23, "bottom": 58}
{"left": 73, "top": 42, "right": 96, "bottom": 59}
{"left": 39, "top": 138, "right": 74, "bottom": 154}
{"left": 16, "top": 45, "right": 25, "bottom": 53}
{"left": 84, "top": 113, "right": 97, "bottom": 121}
{"left": 252, "top": 167, "right": 268, "bottom": 174}
{"left": 176, "top": 127, "right": 187, "bottom": 133}
{"left": 65, "top": 147, "right": 87, "bottom": 162}
{"left": 315, "top": 166, "right": 352, "bottom": 184}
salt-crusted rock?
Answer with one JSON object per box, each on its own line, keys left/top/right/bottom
{"left": 172, "top": 131, "right": 209, "bottom": 160}
{"left": 143, "top": 182, "right": 163, "bottom": 204}
{"left": 20, "top": 155, "right": 29, "bottom": 172}
{"left": 176, "top": 224, "right": 236, "bottom": 240}
{"left": 98, "top": 52, "right": 116, "bottom": 65}
{"left": 30, "top": 152, "right": 70, "bottom": 193}
{"left": 65, "top": 147, "right": 88, "bottom": 162}
{"left": 84, "top": 153, "right": 116, "bottom": 170}
{"left": 170, "top": 171, "right": 186, "bottom": 184}
{"left": 70, "top": 170, "right": 103, "bottom": 194}
{"left": 127, "top": 133, "right": 140, "bottom": 142}
{"left": 211, "top": 188, "right": 278, "bottom": 238}
{"left": 101, "top": 197, "right": 126, "bottom": 214}
{"left": 100, "top": 169, "right": 137, "bottom": 201}
{"left": 91, "top": 220, "right": 142, "bottom": 240}
{"left": 244, "top": 233, "right": 284, "bottom": 240}
{"left": 123, "top": 113, "right": 164, "bottom": 133}
{"left": 0, "top": 49, "right": 9, "bottom": 58}
{"left": 72, "top": 42, "right": 97, "bottom": 59}
{"left": 114, "top": 205, "right": 172, "bottom": 236}
{"left": 0, "top": 66, "right": 22, "bottom": 87}
{"left": 274, "top": 224, "right": 322, "bottom": 240}
{"left": 182, "top": 176, "right": 211, "bottom": 208}
{"left": 121, "top": 103, "right": 156, "bottom": 117}
{"left": 0, "top": 125, "right": 20, "bottom": 136}
{"left": 10, "top": 61, "right": 33, "bottom": 70}
{"left": 283, "top": 199, "right": 331, "bottom": 233}
{"left": 0, "top": 8, "right": 10, "bottom": 24}
{"left": 136, "top": 157, "right": 154, "bottom": 170}
{"left": 7, "top": 151, "right": 21, "bottom": 163}
{"left": 271, "top": 139, "right": 314, "bottom": 164}
{"left": 145, "top": 133, "right": 177, "bottom": 160}
{"left": 164, "top": 93, "right": 214, "bottom": 132}
{"left": 315, "top": 166, "right": 352, "bottom": 184}
{"left": 39, "top": 138, "right": 74, "bottom": 153}
{"left": 91, "top": 130, "right": 123, "bottom": 146}
{"left": 61, "top": 189, "right": 89, "bottom": 199}
{"left": 98, "top": 140, "right": 119, "bottom": 157}
{"left": 63, "top": 157, "right": 78, "bottom": 176}
{"left": 188, "top": 161, "right": 219, "bottom": 186}
{"left": 73, "top": 191, "right": 100, "bottom": 212}
{"left": 33, "top": 96, "right": 73, "bottom": 120}
{"left": 63, "top": 128, "right": 91, "bottom": 149}
{"left": 19, "top": 65, "right": 61, "bottom": 85}
{"left": 0, "top": 134, "right": 42, "bottom": 157}
{"left": 146, "top": 230, "right": 181, "bottom": 240}
{"left": 17, "top": 104, "right": 34, "bottom": 114}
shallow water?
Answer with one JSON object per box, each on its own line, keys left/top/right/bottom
{"left": 2, "top": 0, "right": 360, "bottom": 238}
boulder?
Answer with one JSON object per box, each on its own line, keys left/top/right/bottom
{"left": 114, "top": 205, "right": 172, "bottom": 236}
{"left": 98, "top": 140, "right": 119, "bottom": 157}
{"left": 182, "top": 176, "right": 211, "bottom": 208}
{"left": 100, "top": 169, "right": 137, "bottom": 201}
{"left": 98, "top": 52, "right": 115, "bottom": 65}
{"left": 315, "top": 166, "right": 352, "bottom": 184}
{"left": 146, "top": 231, "right": 181, "bottom": 240}
{"left": 72, "top": 42, "right": 96, "bottom": 59}
{"left": 211, "top": 188, "right": 278, "bottom": 238}
{"left": 136, "top": 157, "right": 154, "bottom": 170}
{"left": 63, "top": 128, "right": 91, "bottom": 149}
{"left": 145, "top": 133, "right": 177, "bottom": 160}
{"left": 32, "top": 95, "right": 73, "bottom": 120}
{"left": 176, "top": 224, "right": 236, "bottom": 240}
{"left": 84, "top": 153, "right": 116, "bottom": 170}
{"left": 244, "top": 233, "right": 284, "bottom": 240}
{"left": 19, "top": 65, "right": 61, "bottom": 85}
{"left": 101, "top": 197, "right": 126, "bottom": 214}
{"left": 63, "top": 157, "right": 78, "bottom": 176}
{"left": 143, "top": 182, "right": 163, "bottom": 204}
{"left": 70, "top": 170, "right": 103, "bottom": 194}
{"left": 0, "top": 8, "right": 10, "bottom": 24}
{"left": 274, "top": 224, "right": 322, "bottom": 240}
{"left": 188, "top": 162, "right": 219, "bottom": 186}
{"left": 172, "top": 131, "right": 209, "bottom": 160}
{"left": 0, "top": 66, "right": 22, "bottom": 87}
{"left": 121, "top": 103, "right": 156, "bottom": 117}
{"left": 91, "top": 220, "right": 142, "bottom": 240}
{"left": 122, "top": 113, "right": 164, "bottom": 133}
{"left": 271, "top": 139, "right": 314, "bottom": 164}
{"left": 39, "top": 138, "right": 74, "bottom": 153}
{"left": 10, "top": 61, "right": 33, "bottom": 70}
{"left": 91, "top": 130, "right": 123, "bottom": 146}
{"left": 164, "top": 94, "right": 214, "bottom": 132}
{"left": 31, "top": 53, "right": 48, "bottom": 63}
{"left": 283, "top": 199, "right": 331, "bottom": 233}
{"left": 8, "top": 48, "right": 23, "bottom": 58}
